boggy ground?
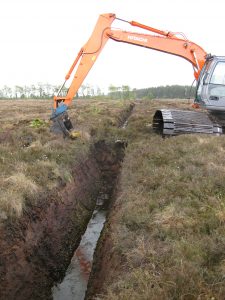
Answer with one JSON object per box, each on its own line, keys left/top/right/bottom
{"left": 87, "top": 100, "right": 225, "bottom": 300}
{"left": 2, "top": 98, "right": 225, "bottom": 300}
{"left": 0, "top": 98, "right": 132, "bottom": 299}
{"left": 0, "top": 99, "right": 132, "bottom": 218}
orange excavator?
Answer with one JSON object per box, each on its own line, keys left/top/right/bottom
{"left": 51, "top": 13, "right": 225, "bottom": 136}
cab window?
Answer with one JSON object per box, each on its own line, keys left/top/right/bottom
{"left": 210, "top": 62, "right": 225, "bottom": 85}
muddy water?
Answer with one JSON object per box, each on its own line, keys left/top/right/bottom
{"left": 52, "top": 206, "right": 106, "bottom": 300}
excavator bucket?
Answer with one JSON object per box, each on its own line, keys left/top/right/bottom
{"left": 50, "top": 111, "right": 73, "bottom": 137}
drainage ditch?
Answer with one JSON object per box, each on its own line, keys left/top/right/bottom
{"left": 52, "top": 140, "right": 125, "bottom": 300}
{"left": 52, "top": 197, "right": 107, "bottom": 300}
{"left": 0, "top": 103, "right": 134, "bottom": 300}
{"left": 0, "top": 140, "right": 125, "bottom": 300}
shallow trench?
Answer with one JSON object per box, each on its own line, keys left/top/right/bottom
{"left": 0, "top": 140, "right": 125, "bottom": 300}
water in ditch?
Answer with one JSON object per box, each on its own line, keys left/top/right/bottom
{"left": 52, "top": 140, "right": 126, "bottom": 300}
{"left": 52, "top": 203, "right": 106, "bottom": 300}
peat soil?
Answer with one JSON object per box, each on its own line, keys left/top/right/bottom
{"left": 0, "top": 140, "right": 125, "bottom": 300}
{"left": 52, "top": 208, "right": 106, "bottom": 300}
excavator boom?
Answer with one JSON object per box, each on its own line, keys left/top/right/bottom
{"left": 53, "top": 13, "right": 207, "bottom": 109}
{"left": 51, "top": 13, "right": 225, "bottom": 136}
{"left": 107, "top": 28, "right": 206, "bottom": 78}
{"left": 53, "top": 13, "right": 116, "bottom": 109}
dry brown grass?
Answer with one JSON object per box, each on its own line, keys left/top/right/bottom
{"left": 0, "top": 98, "right": 130, "bottom": 219}
{"left": 1, "top": 173, "right": 39, "bottom": 216}
{"left": 2, "top": 97, "right": 224, "bottom": 297}
{"left": 95, "top": 99, "right": 225, "bottom": 300}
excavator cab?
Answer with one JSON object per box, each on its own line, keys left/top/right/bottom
{"left": 195, "top": 56, "right": 225, "bottom": 112}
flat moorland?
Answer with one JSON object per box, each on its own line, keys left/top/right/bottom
{"left": 2, "top": 98, "right": 224, "bottom": 299}
{"left": 0, "top": 98, "right": 131, "bottom": 220}
{"left": 93, "top": 99, "right": 225, "bottom": 300}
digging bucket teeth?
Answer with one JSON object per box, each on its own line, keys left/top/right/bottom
{"left": 50, "top": 105, "right": 73, "bottom": 137}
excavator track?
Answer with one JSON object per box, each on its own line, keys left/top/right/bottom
{"left": 153, "top": 109, "right": 222, "bottom": 136}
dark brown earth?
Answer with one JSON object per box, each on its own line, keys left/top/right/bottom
{"left": 85, "top": 189, "right": 124, "bottom": 300}
{"left": 0, "top": 141, "right": 125, "bottom": 300}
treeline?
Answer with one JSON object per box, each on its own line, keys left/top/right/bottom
{"left": 0, "top": 83, "right": 105, "bottom": 99}
{"left": 0, "top": 83, "right": 196, "bottom": 100}
{"left": 108, "top": 84, "right": 196, "bottom": 100}
{"left": 0, "top": 83, "right": 66, "bottom": 99}
{"left": 136, "top": 85, "right": 196, "bottom": 99}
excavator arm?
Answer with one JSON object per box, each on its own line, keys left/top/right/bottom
{"left": 51, "top": 13, "right": 208, "bottom": 135}
{"left": 53, "top": 13, "right": 116, "bottom": 109}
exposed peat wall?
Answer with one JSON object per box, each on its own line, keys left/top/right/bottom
{"left": 0, "top": 140, "right": 125, "bottom": 300}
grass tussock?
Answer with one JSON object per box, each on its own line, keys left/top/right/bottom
{"left": 0, "top": 99, "right": 131, "bottom": 219}
{"left": 1, "top": 173, "right": 38, "bottom": 217}
{"left": 96, "top": 100, "right": 225, "bottom": 299}
{"left": 2, "top": 98, "right": 225, "bottom": 297}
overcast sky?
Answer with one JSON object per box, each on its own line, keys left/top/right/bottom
{"left": 1, "top": 0, "right": 225, "bottom": 92}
